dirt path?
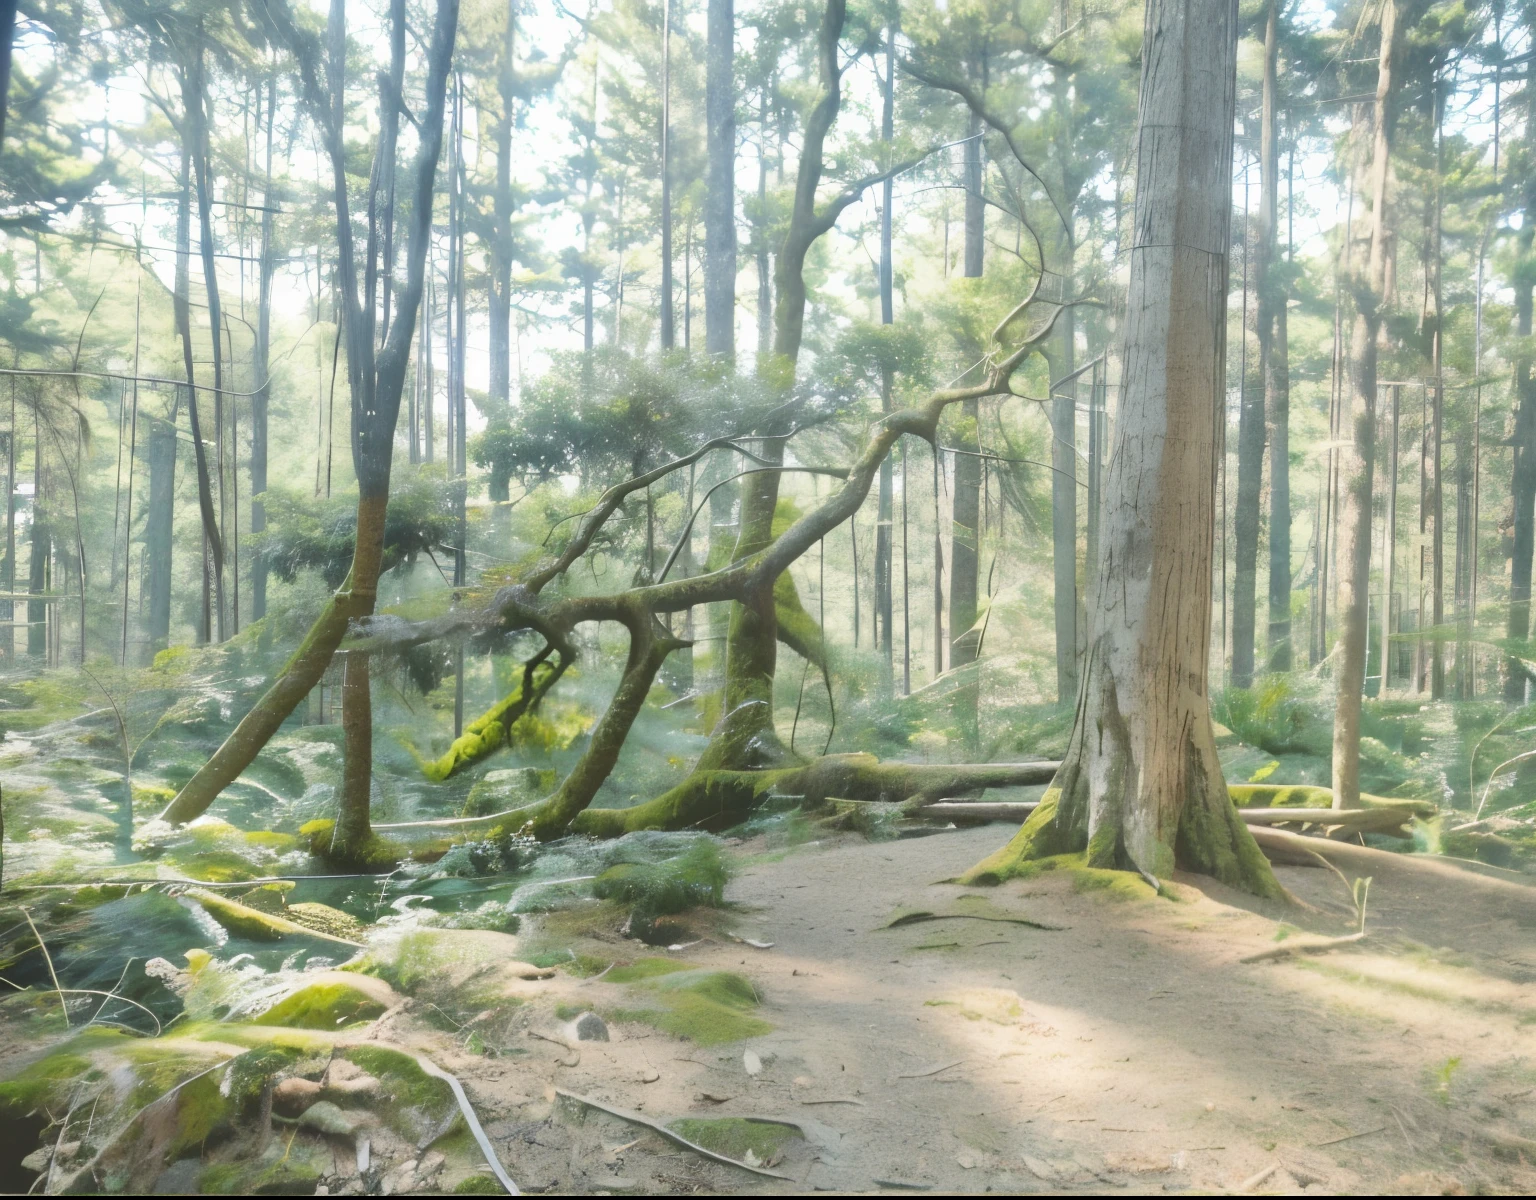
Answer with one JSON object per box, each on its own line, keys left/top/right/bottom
{"left": 436, "top": 825, "right": 1536, "bottom": 1195}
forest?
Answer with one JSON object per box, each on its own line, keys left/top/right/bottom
{"left": 1, "top": 0, "right": 1535, "bottom": 1191}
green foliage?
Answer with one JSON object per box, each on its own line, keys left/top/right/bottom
{"left": 254, "top": 472, "right": 459, "bottom": 589}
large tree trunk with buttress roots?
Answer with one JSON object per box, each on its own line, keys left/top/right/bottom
{"left": 961, "top": 0, "right": 1281, "bottom": 897}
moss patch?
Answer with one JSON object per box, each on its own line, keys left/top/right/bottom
{"left": 251, "top": 977, "right": 394, "bottom": 1030}
{"left": 605, "top": 957, "right": 693, "bottom": 983}
{"left": 667, "top": 1117, "right": 796, "bottom": 1162}
{"left": 612, "top": 968, "right": 770, "bottom": 1045}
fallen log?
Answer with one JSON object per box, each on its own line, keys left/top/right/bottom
{"left": 1237, "top": 807, "right": 1415, "bottom": 835}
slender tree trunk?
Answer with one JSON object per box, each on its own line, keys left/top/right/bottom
{"left": 963, "top": 106, "right": 983, "bottom": 277}
{"left": 489, "top": 0, "right": 515, "bottom": 408}
{"left": 755, "top": 88, "right": 771, "bottom": 358}
{"left": 659, "top": 0, "right": 675, "bottom": 350}
{"left": 704, "top": 0, "right": 735, "bottom": 359}
{"left": 1333, "top": 0, "right": 1398, "bottom": 810}
{"left": 1264, "top": 57, "right": 1293, "bottom": 669}
{"left": 1508, "top": 211, "right": 1536, "bottom": 699}
{"left": 0, "top": 0, "right": 16, "bottom": 152}
{"left": 187, "top": 32, "right": 228, "bottom": 642}
{"left": 172, "top": 142, "right": 222, "bottom": 647}
{"left": 252, "top": 76, "right": 275, "bottom": 623}
{"left": 964, "top": 0, "right": 1280, "bottom": 898}
{"left": 1429, "top": 76, "right": 1445, "bottom": 699}
{"left": 875, "top": 19, "right": 895, "bottom": 678}
{"left": 1232, "top": 167, "right": 1263, "bottom": 688}
{"left": 1051, "top": 300, "right": 1077, "bottom": 705}
{"left": 950, "top": 38, "right": 982, "bottom": 678}
{"left": 144, "top": 418, "right": 174, "bottom": 658}
{"left": 26, "top": 420, "right": 44, "bottom": 659}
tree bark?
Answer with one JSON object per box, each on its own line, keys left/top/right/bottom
{"left": 1051, "top": 306, "right": 1077, "bottom": 705}
{"left": 876, "top": 16, "right": 895, "bottom": 678}
{"left": 704, "top": 0, "right": 735, "bottom": 359}
{"left": 1231, "top": 186, "right": 1263, "bottom": 688}
{"left": 1333, "top": 0, "right": 1398, "bottom": 809}
{"left": 962, "top": 0, "right": 1281, "bottom": 897}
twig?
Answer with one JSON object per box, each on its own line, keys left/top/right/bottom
{"left": 884, "top": 911, "right": 1063, "bottom": 931}
{"left": 798, "top": 1097, "right": 866, "bottom": 1106}
{"left": 17, "top": 908, "right": 68, "bottom": 1025}
{"left": 1313, "top": 1125, "right": 1386, "bottom": 1147}
{"left": 555, "top": 1089, "right": 794, "bottom": 1180}
{"left": 896, "top": 1059, "right": 965, "bottom": 1079}
{"left": 1236, "top": 1163, "right": 1278, "bottom": 1192}
{"left": 1240, "top": 931, "right": 1366, "bottom": 964}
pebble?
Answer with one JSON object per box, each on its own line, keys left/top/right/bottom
{"left": 744, "top": 1050, "right": 763, "bottom": 1077}
{"left": 571, "top": 1011, "right": 610, "bottom": 1042}
{"left": 296, "top": 1101, "right": 375, "bottom": 1137}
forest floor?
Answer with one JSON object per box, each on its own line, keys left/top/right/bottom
{"left": 321, "top": 822, "right": 1536, "bottom": 1196}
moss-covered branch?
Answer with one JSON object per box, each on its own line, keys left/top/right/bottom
{"left": 411, "top": 650, "right": 568, "bottom": 782}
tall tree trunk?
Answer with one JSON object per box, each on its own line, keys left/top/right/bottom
{"left": 1508, "top": 212, "right": 1536, "bottom": 699}
{"left": 950, "top": 40, "right": 982, "bottom": 679}
{"left": 755, "top": 88, "right": 771, "bottom": 358}
{"left": 172, "top": 141, "right": 223, "bottom": 647}
{"left": 0, "top": 0, "right": 16, "bottom": 152}
{"left": 489, "top": 0, "right": 515, "bottom": 408}
{"left": 1231, "top": 169, "right": 1263, "bottom": 688}
{"left": 875, "top": 17, "right": 895, "bottom": 678}
{"left": 144, "top": 418, "right": 174, "bottom": 658}
{"left": 704, "top": 0, "right": 735, "bottom": 358}
{"left": 659, "top": 0, "right": 675, "bottom": 350}
{"left": 161, "top": 0, "right": 460, "bottom": 831}
{"left": 1051, "top": 301, "right": 1077, "bottom": 705}
{"left": 187, "top": 31, "right": 228, "bottom": 641}
{"left": 1333, "top": 0, "right": 1398, "bottom": 809}
{"left": 964, "top": 0, "right": 1280, "bottom": 898}
{"left": 26, "top": 420, "right": 44, "bottom": 659}
{"left": 1260, "top": 0, "right": 1291, "bottom": 670}
{"left": 252, "top": 76, "right": 275, "bottom": 623}
{"left": 963, "top": 106, "right": 983, "bottom": 277}
{"left": 1428, "top": 78, "right": 1445, "bottom": 699}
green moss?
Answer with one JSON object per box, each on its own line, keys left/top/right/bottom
{"left": 285, "top": 902, "right": 365, "bottom": 941}
{"left": 253, "top": 982, "right": 388, "bottom": 1030}
{"left": 1228, "top": 783, "right": 1434, "bottom": 815}
{"left": 604, "top": 957, "right": 693, "bottom": 983}
{"left": 589, "top": 841, "right": 730, "bottom": 939}
{"left": 0, "top": 1052, "right": 93, "bottom": 1117}
{"left": 170, "top": 849, "right": 263, "bottom": 882}
{"left": 453, "top": 1176, "right": 505, "bottom": 1194}
{"left": 340, "top": 1045, "right": 458, "bottom": 1143}
{"left": 667, "top": 1117, "right": 796, "bottom": 1162}
{"left": 612, "top": 969, "right": 770, "bottom": 1045}
{"left": 957, "top": 789, "right": 1081, "bottom": 885}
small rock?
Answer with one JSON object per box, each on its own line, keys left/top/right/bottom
{"left": 297, "top": 1101, "right": 376, "bottom": 1137}
{"left": 635, "top": 1068, "right": 660, "bottom": 1084}
{"left": 956, "top": 1150, "right": 978, "bottom": 1169}
{"left": 19, "top": 1147, "right": 51, "bottom": 1173}
{"left": 743, "top": 1050, "right": 763, "bottom": 1077}
{"left": 571, "top": 1011, "right": 609, "bottom": 1042}
{"left": 55, "top": 1141, "right": 81, "bottom": 1162}
{"left": 418, "top": 1151, "right": 446, "bottom": 1178}
{"left": 273, "top": 1076, "right": 324, "bottom": 1115}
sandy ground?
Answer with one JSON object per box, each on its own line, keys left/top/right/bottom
{"left": 425, "top": 824, "right": 1536, "bottom": 1195}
